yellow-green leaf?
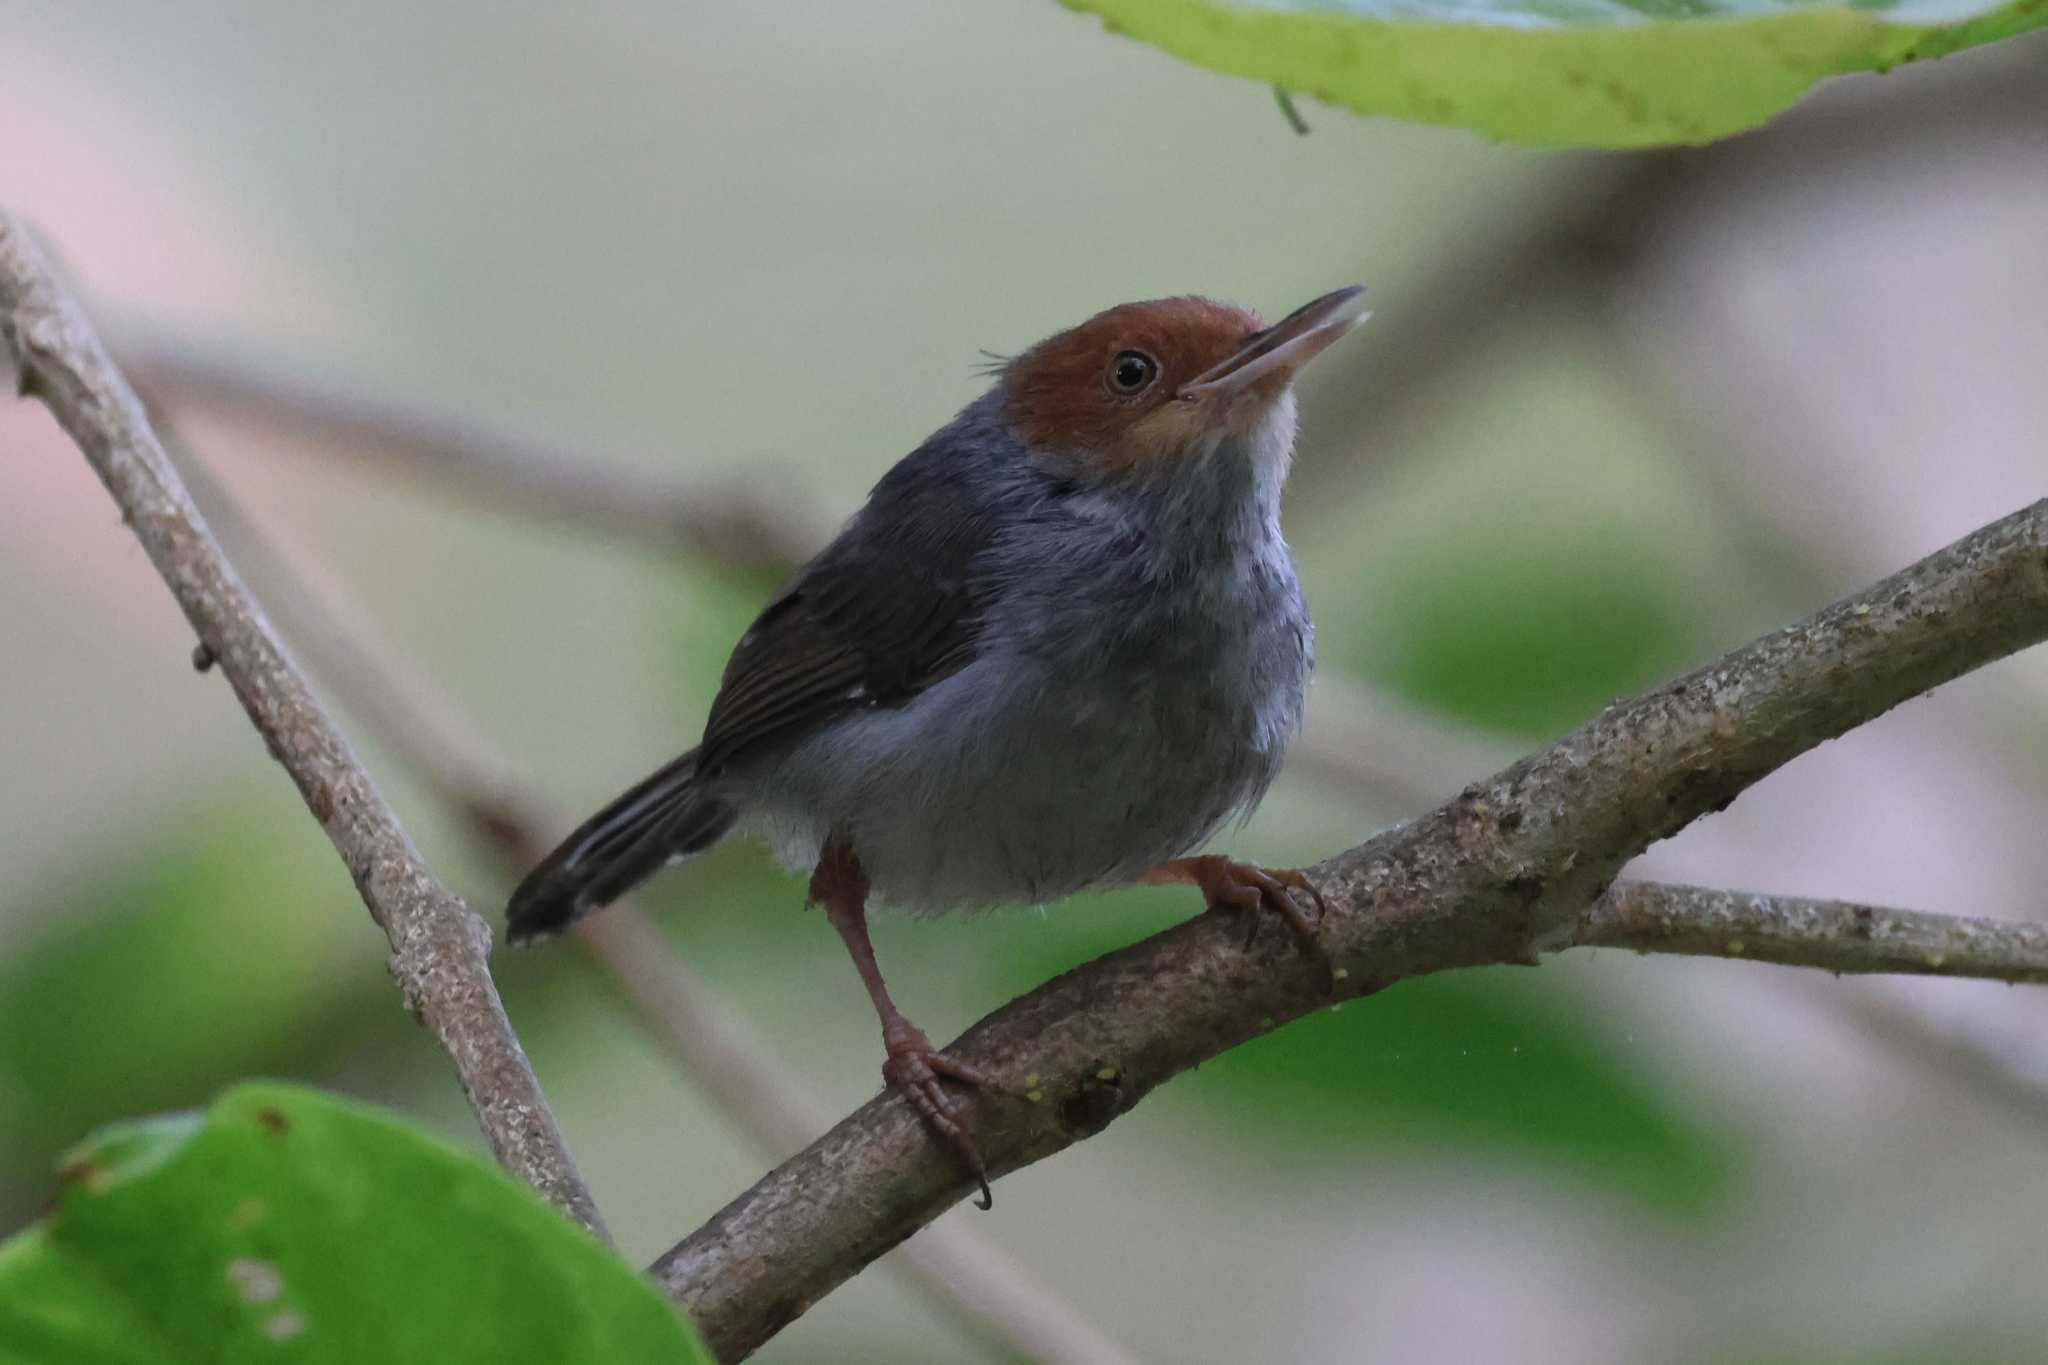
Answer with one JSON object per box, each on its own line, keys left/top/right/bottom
{"left": 1062, "top": 0, "right": 2048, "bottom": 146}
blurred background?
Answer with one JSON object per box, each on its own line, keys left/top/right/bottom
{"left": 4, "top": 4, "right": 2046, "bottom": 1361}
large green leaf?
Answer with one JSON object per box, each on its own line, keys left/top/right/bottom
{"left": 1061, "top": 0, "right": 2047, "bottom": 146}
{"left": 0, "top": 1084, "right": 709, "bottom": 1365}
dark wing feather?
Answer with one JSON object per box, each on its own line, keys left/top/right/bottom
{"left": 696, "top": 455, "right": 998, "bottom": 777}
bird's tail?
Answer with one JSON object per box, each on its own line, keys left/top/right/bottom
{"left": 505, "top": 747, "right": 736, "bottom": 943}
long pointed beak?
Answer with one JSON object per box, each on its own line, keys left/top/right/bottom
{"left": 1178, "top": 285, "right": 1370, "bottom": 399}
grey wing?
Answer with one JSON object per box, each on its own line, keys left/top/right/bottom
{"left": 695, "top": 469, "right": 999, "bottom": 779}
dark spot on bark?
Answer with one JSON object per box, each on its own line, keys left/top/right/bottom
{"left": 15, "top": 365, "right": 42, "bottom": 400}
{"left": 1852, "top": 905, "right": 1875, "bottom": 937}
{"left": 55, "top": 1156, "right": 99, "bottom": 1189}
{"left": 256, "top": 1107, "right": 290, "bottom": 1135}
{"left": 190, "top": 641, "right": 216, "bottom": 672}
{"left": 1496, "top": 809, "right": 1523, "bottom": 833}
{"left": 1459, "top": 783, "right": 1484, "bottom": 803}
{"left": 1504, "top": 868, "right": 1545, "bottom": 904}
{"left": 1667, "top": 766, "right": 1727, "bottom": 811}
{"left": 308, "top": 782, "right": 336, "bottom": 824}
{"left": 1060, "top": 1069, "right": 1125, "bottom": 1137}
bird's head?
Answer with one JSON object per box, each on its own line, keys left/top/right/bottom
{"left": 998, "top": 285, "right": 1368, "bottom": 478}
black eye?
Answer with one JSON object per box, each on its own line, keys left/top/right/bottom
{"left": 1108, "top": 350, "right": 1159, "bottom": 396}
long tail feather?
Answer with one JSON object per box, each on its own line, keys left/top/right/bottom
{"left": 505, "top": 748, "right": 735, "bottom": 942}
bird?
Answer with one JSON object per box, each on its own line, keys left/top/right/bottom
{"left": 508, "top": 284, "right": 1370, "bottom": 1205}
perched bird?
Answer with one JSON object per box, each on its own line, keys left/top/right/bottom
{"left": 509, "top": 285, "right": 1370, "bottom": 1204}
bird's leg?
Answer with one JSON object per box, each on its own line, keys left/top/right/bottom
{"left": 1143, "top": 854, "right": 1326, "bottom": 948}
{"left": 810, "top": 839, "right": 999, "bottom": 1208}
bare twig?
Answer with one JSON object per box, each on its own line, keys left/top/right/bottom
{"left": 173, "top": 443, "right": 1146, "bottom": 1365}
{"left": 1579, "top": 881, "right": 2048, "bottom": 984}
{"left": 653, "top": 500, "right": 2048, "bottom": 1359}
{"left": 118, "top": 323, "right": 826, "bottom": 571}
{"left": 0, "top": 211, "right": 608, "bottom": 1242}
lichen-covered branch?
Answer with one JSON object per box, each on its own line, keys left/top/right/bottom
{"left": 0, "top": 210, "right": 608, "bottom": 1242}
{"left": 653, "top": 498, "right": 2048, "bottom": 1360}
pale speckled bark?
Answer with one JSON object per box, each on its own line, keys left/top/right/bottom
{"left": 1580, "top": 880, "right": 2048, "bottom": 983}
{"left": 654, "top": 497, "right": 2048, "bottom": 1361}
{"left": 0, "top": 211, "right": 609, "bottom": 1244}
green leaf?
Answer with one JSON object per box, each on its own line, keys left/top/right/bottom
{"left": 1060, "top": 0, "right": 2048, "bottom": 147}
{"left": 0, "top": 1084, "right": 709, "bottom": 1365}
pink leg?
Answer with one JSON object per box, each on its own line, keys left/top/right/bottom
{"left": 811, "top": 840, "right": 1000, "bottom": 1208}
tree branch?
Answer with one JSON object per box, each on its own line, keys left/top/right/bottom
{"left": 1579, "top": 881, "right": 2048, "bottom": 984}
{"left": 170, "top": 440, "right": 1145, "bottom": 1365}
{"left": 652, "top": 499, "right": 2048, "bottom": 1359}
{"left": 0, "top": 211, "right": 609, "bottom": 1242}
{"left": 118, "top": 322, "right": 827, "bottom": 570}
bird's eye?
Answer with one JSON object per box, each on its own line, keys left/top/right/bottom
{"left": 1107, "top": 350, "right": 1159, "bottom": 396}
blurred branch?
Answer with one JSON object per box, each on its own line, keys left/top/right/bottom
{"left": 172, "top": 445, "right": 1146, "bottom": 1365}
{"left": 1825, "top": 990, "right": 2048, "bottom": 1133}
{"left": 655, "top": 500, "right": 2048, "bottom": 1359}
{"left": 0, "top": 211, "right": 610, "bottom": 1242}
{"left": 1291, "top": 47, "right": 2048, "bottom": 517}
{"left": 117, "top": 323, "right": 827, "bottom": 571}
{"left": 1579, "top": 881, "right": 2048, "bottom": 984}
{"left": 1293, "top": 670, "right": 1516, "bottom": 810}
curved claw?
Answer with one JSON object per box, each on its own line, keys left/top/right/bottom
{"left": 882, "top": 1025, "right": 1000, "bottom": 1209}
{"left": 1147, "top": 855, "right": 1325, "bottom": 947}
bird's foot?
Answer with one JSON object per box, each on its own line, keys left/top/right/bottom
{"left": 1158, "top": 855, "right": 1326, "bottom": 948}
{"left": 881, "top": 1017, "right": 1001, "bottom": 1209}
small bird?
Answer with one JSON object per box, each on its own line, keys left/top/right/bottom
{"left": 509, "top": 285, "right": 1369, "bottom": 1203}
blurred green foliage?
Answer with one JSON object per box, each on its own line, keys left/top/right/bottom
{"left": 0, "top": 1083, "right": 709, "bottom": 1363}
{"left": 0, "top": 803, "right": 390, "bottom": 1182}
{"left": 976, "top": 890, "right": 1728, "bottom": 1207}
{"left": 1365, "top": 521, "right": 1699, "bottom": 736}
{"left": 1063, "top": 0, "right": 2048, "bottom": 146}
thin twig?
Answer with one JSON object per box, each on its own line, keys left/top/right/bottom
{"left": 1272, "top": 86, "right": 1310, "bottom": 135}
{"left": 0, "top": 211, "right": 609, "bottom": 1242}
{"left": 172, "top": 441, "right": 1147, "bottom": 1365}
{"left": 1579, "top": 881, "right": 2048, "bottom": 984}
{"left": 653, "top": 500, "right": 2048, "bottom": 1358}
